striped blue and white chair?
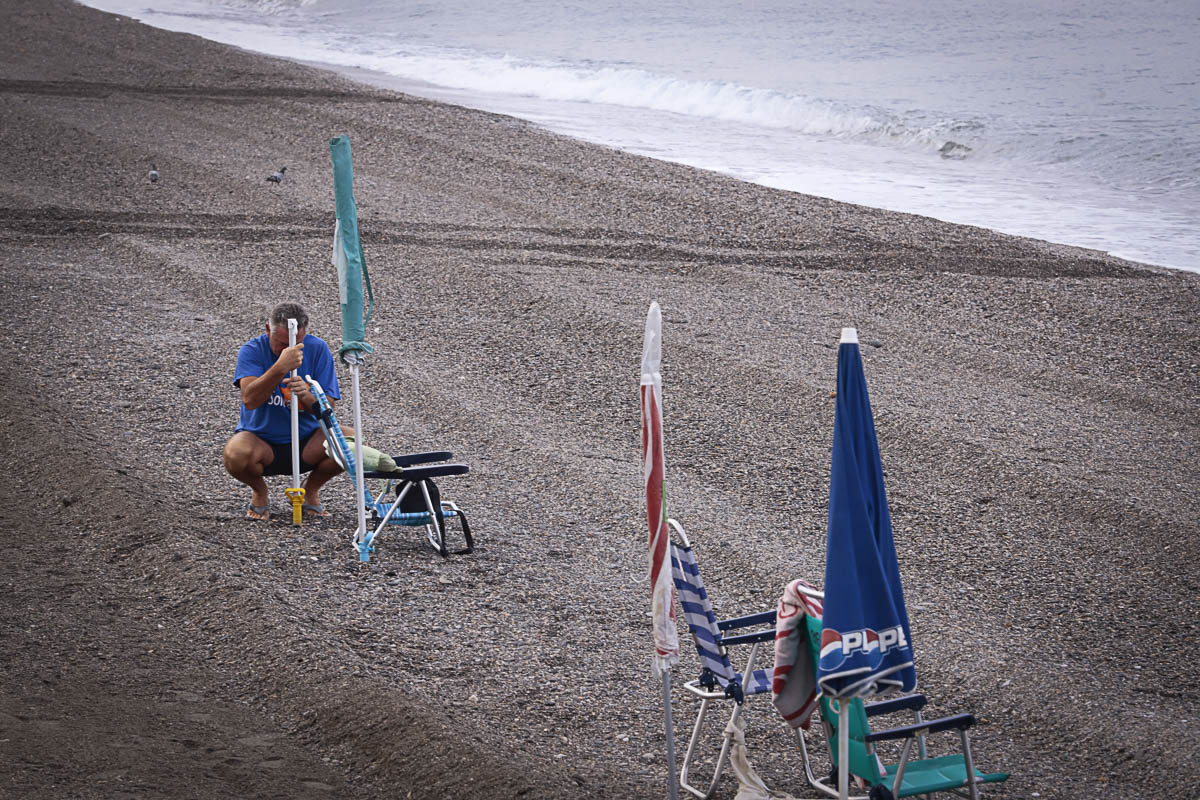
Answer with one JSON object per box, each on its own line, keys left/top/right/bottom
{"left": 668, "top": 519, "right": 778, "bottom": 800}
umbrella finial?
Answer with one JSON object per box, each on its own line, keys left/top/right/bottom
{"left": 840, "top": 327, "right": 858, "bottom": 345}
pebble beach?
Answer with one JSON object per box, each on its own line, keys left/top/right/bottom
{"left": 1, "top": 2, "right": 1198, "bottom": 798}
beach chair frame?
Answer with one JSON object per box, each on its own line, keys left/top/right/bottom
{"left": 361, "top": 454, "right": 473, "bottom": 557}
{"left": 796, "top": 612, "right": 1008, "bottom": 800}
{"left": 306, "top": 377, "right": 473, "bottom": 560}
{"left": 668, "top": 519, "right": 777, "bottom": 800}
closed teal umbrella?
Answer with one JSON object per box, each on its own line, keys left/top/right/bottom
{"left": 329, "top": 135, "right": 374, "bottom": 558}
{"left": 329, "top": 134, "right": 374, "bottom": 361}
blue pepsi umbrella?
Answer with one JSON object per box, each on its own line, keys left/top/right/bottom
{"left": 817, "top": 328, "right": 916, "bottom": 701}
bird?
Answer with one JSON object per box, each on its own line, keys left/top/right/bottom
{"left": 148, "top": 163, "right": 159, "bottom": 183}
{"left": 266, "top": 166, "right": 287, "bottom": 184}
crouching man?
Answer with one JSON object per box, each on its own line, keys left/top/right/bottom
{"left": 223, "top": 303, "right": 350, "bottom": 520}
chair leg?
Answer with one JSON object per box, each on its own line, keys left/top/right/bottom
{"left": 677, "top": 696, "right": 748, "bottom": 800}
{"left": 890, "top": 738, "right": 914, "bottom": 797}
{"left": 678, "top": 697, "right": 710, "bottom": 799}
{"left": 371, "top": 484, "right": 406, "bottom": 545}
{"left": 708, "top": 702, "right": 742, "bottom": 794}
{"left": 960, "top": 729, "right": 980, "bottom": 800}
{"left": 418, "top": 480, "right": 447, "bottom": 556}
{"left": 679, "top": 696, "right": 735, "bottom": 800}
{"left": 446, "top": 503, "right": 474, "bottom": 555}
{"left": 796, "top": 725, "right": 827, "bottom": 794}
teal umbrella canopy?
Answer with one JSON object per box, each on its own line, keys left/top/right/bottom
{"left": 329, "top": 134, "right": 374, "bottom": 363}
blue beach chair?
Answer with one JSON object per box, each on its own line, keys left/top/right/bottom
{"left": 307, "top": 377, "right": 473, "bottom": 560}
{"left": 668, "top": 519, "right": 777, "bottom": 799}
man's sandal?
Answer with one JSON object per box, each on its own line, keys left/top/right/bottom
{"left": 247, "top": 503, "right": 270, "bottom": 521}
{"left": 302, "top": 502, "right": 330, "bottom": 519}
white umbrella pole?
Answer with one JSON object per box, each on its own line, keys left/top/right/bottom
{"left": 350, "top": 360, "right": 367, "bottom": 544}
{"left": 661, "top": 670, "right": 678, "bottom": 800}
{"left": 838, "top": 699, "right": 850, "bottom": 800}
{"left": 286, "top": 319, "right": 304, "bottom": 526}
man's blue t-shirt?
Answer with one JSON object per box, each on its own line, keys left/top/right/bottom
{"left": 234, "top": 333, "right": 340, "bottom": 445}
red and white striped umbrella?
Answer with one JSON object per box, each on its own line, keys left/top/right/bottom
{"left": 641, "top": 301, "right": 679, "bottom": 675}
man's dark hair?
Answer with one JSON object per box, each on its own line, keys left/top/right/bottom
{"left": 270, "top": 303, "right": 309, "bottom": 330}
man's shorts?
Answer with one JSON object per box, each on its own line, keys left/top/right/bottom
{"left": 262, "top": 433, "right": 320, "bottom": 477}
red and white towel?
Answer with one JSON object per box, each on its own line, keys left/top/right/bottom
{"left": 771, "top": 579, "right": 823, "bottom": 730}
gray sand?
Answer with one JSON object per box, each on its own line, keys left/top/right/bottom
{"left": 1, "top": 1, "right": 1197, "bottom": 798}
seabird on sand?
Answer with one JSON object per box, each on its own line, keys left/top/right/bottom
{"left": 149, "top": 164, "right": 159, "bottom": 183}
{"left": 266, "top": 166, "right": 287, "bottom": 184}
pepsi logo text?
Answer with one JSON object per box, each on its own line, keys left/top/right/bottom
{"left": 819, "top": 625, "right": 909, "bottom": 671}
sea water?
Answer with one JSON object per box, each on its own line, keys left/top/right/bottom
{"left": 81, "top": 0, "right": 1200, "bottom": 273}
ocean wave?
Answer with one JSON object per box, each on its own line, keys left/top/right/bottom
{"left": 353, "top": 48, "right": 981, "bottom": 154}
{"left": 200, "top": 0, "right": 319, "bottom": 13}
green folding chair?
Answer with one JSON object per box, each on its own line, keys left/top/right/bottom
{"left": 799, "top": 615, "right": 1009, "bottom": 800}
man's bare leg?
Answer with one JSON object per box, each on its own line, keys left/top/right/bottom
{"left": 223, "top": 431, "right": 276, "bottom": 519}
{"left": 300, "top": 427, "right": 353, "bottom": 514}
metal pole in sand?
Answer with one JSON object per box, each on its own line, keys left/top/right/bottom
{"left": 838, "top": 699, "right": 850, "bottom": 800}
{"left": 347, "top": 353, "right": 368, "bottom": 548}
{"left": 662, "top": 670, "right": 678, "bottom": 800}
{"left": 285, "top": 318, "right": 305, "bottom": 526}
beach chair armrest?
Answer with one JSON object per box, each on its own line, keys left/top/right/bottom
{"left": 865, "top": 694, "right": 928, "bottom": 717}
{"left": 864, "top": 712, "right": 976, "bottom": 743}
{"left": 398, "top": 463, "right": 469, "bottom": 481}
{"left": 391, "top": 451, "right": 454, "bottom": 467}
{"left": 716, "top": 610, "right": 777, "bottom": 631}
{"left": 363, "top": 463, "right": 469, "bottom": 480}
{"left": 362, "top": 470, "right": 394, "bottom": 479}
{"left": 719, "top": 629, "right": 776, "bottom": 647}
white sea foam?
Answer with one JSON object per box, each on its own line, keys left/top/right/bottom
{"left": 215, "top": 0, "right": 318, "bottom": 12}
{"left": 339, "top": 51, "right": 965, "bottom": 149}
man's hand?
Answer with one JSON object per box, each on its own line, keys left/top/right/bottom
{"left": 285, "top": 376, "right": 315, "bottom": 411}
{"left": 276, "top": 342, "right": 304, "bottom": 374}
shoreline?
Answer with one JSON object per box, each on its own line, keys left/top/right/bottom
{"left": 322, "top": 55, "right": 1196, "bottom": 276}
{"left": 317, "top": 56, "right": 1190, "bottom": 277}
{"left": 79, "top": 1, "right": 1196, "bottom": 276}
{"left": 2, "top": 1, "right": 1198, "bottom": 799}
